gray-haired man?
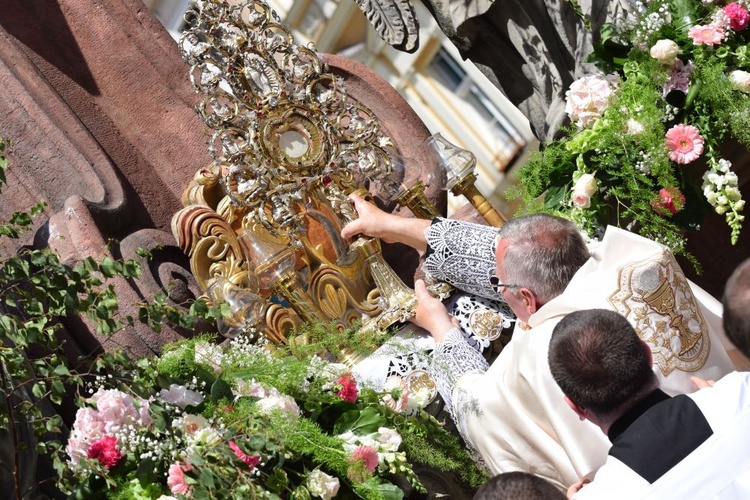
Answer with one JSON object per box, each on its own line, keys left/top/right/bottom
{"left": 342, "top": 195, "right": 735, "bottom": 490}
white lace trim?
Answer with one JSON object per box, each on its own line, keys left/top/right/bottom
{"left": 431, "top": 328, "right": 489, "bottom": 414}
{"left": 423, "top": 218, "right": 500, "bottom": 300}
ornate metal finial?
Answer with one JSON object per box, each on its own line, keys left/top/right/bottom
{"left": 179, "top": 0, "right": 398, "bottom": 240}
{"left": 173, "top": 0, "right": 432, "bottom": 341}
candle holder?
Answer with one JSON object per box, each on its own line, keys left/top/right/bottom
{"left": 377, "top": 151, "right": 441, "bottom": 220}
{"left": 204, "top": 276, "right": 266, "bottom": 338}
{"left": 239, "top": 226, "right": 327, "bottom": 326}
{"left": 424, "top": 133, "right": 506, "bottom": 228}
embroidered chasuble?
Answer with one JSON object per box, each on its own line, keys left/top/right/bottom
{"left": 424, "top": 219, "right": 735, "bottom": 490}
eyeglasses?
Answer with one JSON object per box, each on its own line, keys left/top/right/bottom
{"left": 490, "top": 275, "right": 521, "bottom": 295}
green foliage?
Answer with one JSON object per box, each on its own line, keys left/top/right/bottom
{"left": 513, "top": 0, "right": 749, "bottom": 264}
{"left": 0, "top": 134, "right": 221, "bottom": 500}
{"left": 287, "top": 320, "right": 392, "bottom": 362}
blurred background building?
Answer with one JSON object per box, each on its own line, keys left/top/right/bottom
{"left": 143, "top": 0, "right": 537, "bottom": 216}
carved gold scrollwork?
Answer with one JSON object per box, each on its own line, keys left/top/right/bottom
{"left": 171, "top": 205, "right": 249, "bottom": 290}
{"left": 181, "top": 165, "right": 224, "bottom": 209}
{"left": 265, "top": 303, "right": 300, "bottom": 343}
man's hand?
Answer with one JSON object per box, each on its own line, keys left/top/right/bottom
{"left": 690, "top": 376, "right": 716, "bottom": 390}
{"left": 409, "top": 279, "right": 455, "bottom": 343}
{"left": 340, "top": 194, "right": 431, "bottom": 253}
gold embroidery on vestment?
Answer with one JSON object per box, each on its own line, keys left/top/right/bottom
{"left": 469, "top": 310, "right": 504, "bottom": 340}
{"left": 608, "top": 249, "right": 710, "bottom": 375}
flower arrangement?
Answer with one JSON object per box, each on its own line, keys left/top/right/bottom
{"left": 59, "top": 330, "right": 486, "bottom": 499}
{"left": 516, "top": 0, "right": 750, "bottom": 264}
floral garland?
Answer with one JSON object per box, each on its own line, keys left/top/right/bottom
{"left": 517, "top": 0, "right": 749, "bottom": 264}
{"left": 59, "top": 332, "right": 486, "bottom": 499}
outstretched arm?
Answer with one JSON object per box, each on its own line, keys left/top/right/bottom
{"left": 410, "top": 279, "right": 489, "bottom": 412}
{"left": 340, "top": 194, "right": 432, "bottom": 254}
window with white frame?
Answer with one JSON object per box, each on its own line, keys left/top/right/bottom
{"left": 430, "top": 48, "right": 525, "bottom": 169}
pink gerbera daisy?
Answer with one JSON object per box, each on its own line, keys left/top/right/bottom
{"left": 688, "top": 24, "right": 726, "bottom": 46}
{"left": 665, "top": 124, "right": 704, "bottom": 164}
{"left": 350, "top": 445, "right": 379, "bottom": 472}
{"left": 167, "top": 462, "right": 192, "bottom": 496}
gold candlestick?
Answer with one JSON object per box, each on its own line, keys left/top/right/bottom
{"left": 396, "top": 180, "right": 441, "bottom": 219}
{"left": 452, "top": 174, "right": 506, "bottom": 228}
{"left": 425, "top": 133, "right": 506, "bottom": 228}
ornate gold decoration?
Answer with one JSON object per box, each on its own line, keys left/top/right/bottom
{"left": 468, "top": 309, "right": 504, "bottom": 341}
{"left": 405, "top": 369, "right": 438, "bottom": 404}
{"left": 172, "top": 0, "right": 434, "bottom": 346}
{"left": 608, "top": 250, "right": 711, "bottom": 375}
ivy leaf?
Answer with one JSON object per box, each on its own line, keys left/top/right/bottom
{"left": 210, "top": 378, "right": 233, "bottom": 402}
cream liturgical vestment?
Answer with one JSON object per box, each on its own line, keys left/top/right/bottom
{"left": 426, "top": 220, "right": 735, "bottom": 490}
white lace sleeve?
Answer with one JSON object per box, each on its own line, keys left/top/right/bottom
{"left": 423, "top": 218, "right": 500, "bottom": 300}
{"left": 430, "top": 328, "right": 489, "bottom": 412}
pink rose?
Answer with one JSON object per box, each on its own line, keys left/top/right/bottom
{"left": 724, "top": 3, "right": 749, "bottom": 31}
{"left": 87, "top": 436, "right": 122, "bottom": 469}
{"left": 565, "top": 74, "right": 620, "bottom": 129}
{"left": 90, "top": 388, "right": 151, "bottom": 432}
{"left": 571, "top": 173, "right": 597, "bottom": 209}
{"left": 307, "top": 469, "right": 340, "bottom": 500}
{"left": 651, "top": 187, "right": 686, "bottom": 216}
{"left": 650, "top": 39, "right": 681, "bottom": 65}
{"left": 66, "top": 407, "right": 106, "bottom": 466}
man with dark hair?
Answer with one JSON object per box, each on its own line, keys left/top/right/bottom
{"left": 473, "top": 471, "right": 566, "bottom": 500}
{"left": 549, "top": 309, "right": 750, "bottom": 498}
{"left": 723, "top": 257, "right": 750, "bottom": 360}
{"left": 342, "top": 195, "right": 734, "bottom": 490}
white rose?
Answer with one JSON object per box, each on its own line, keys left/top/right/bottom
{"left": 257, "top": 393, "right": 300, "bottom": 418}
{"left": 176, "top": 413, "right": 209, "bottom": 435}
{"left": 729, "top": 70, "right": 750, "bottom": 93}
{"left": 159, "top": 384, "right": 204, "bottom": 410}
{"left": 571, "top": 173, "right": 598, "bottom": 208}
{"left": 307, "top": 469, "right": 340, "bottom": 500}
{"left": 376, "top": 427, "right": 402, "bottom": 452}
{"left": 188, "top": 426, "right": 222, "bottom": 447}
{"left": 650, "top": 39, "right": 681, "bottom": 65}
